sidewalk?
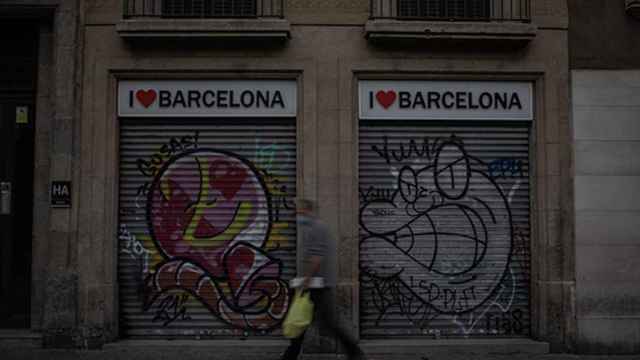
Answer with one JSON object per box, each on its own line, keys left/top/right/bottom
{"left": 0, "top": 335, "right": 638, "bottom": 360}
{"left": 1, "top": 351, "right": 640, "bottom": 360}
{"left": 1, "top": 343, "right": 639, "bottom": 360}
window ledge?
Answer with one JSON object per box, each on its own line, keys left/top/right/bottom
{"left": 365, "top": 19, "right": 537, "bottom": 48}
{"left": 0, "top": 330, "right": 42, "bottom": 348}
{"left": 116, "top": 18, "right": 290, "bottom": 40}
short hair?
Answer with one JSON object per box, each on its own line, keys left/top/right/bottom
{"left": 296, "top": 198, "right": 315, "bottom": 212}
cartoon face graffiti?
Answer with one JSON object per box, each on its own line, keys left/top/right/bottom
{"left": 360, "top": 137, "right": 513, "bottom": 315}
{"left": 148, "top": 149, "right": 270, "bottom": 275}
{"left": 145, "top": 149, "right": 289, "bottom": 331}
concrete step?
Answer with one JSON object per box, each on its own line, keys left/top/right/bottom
{"left": 360, "top": 338, "right": 549, "bottom": 358}
{"left": 0, "top": 329, "right": 43, "bottom": 348}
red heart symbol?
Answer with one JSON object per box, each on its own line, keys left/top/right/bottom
{"left": 136, "top": 89, "right": 157, "bottom": 108}
{"left": 376, "top": 90, "right": 396, "bottom": 109}
{"left": 210, "top": 160, "right": 249, "bottom": 200}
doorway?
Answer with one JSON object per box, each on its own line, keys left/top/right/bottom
{"left": 0, "top": 23, "right": 38, "bottom": 328}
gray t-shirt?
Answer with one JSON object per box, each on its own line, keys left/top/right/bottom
{"left": 298, "top": 215, "right": 337, "bottom": 288}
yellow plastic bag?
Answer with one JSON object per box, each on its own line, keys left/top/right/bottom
{"left": 282, "top": 290, "right": 314, "bottom": 339}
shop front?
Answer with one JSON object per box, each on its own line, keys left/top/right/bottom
{"left": 116, "top": 79, "right": 298, "bottom": 338}
{"left": 357, "top": 80, "right": 534, "bottom": 338}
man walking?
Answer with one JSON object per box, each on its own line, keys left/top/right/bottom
{"left": 281, "top": 199, "right": 364, "bottom": 360}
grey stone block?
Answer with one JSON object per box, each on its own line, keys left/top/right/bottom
{"left": 575, "top": 176, "right": 640, "bottom": 211}
{"left": 573, "top": 107, "right": 640, "bottom": 141}
{"left": 43, "top": 271, "right": 78, "bottom": 330}
{"left": 572, "top": 71, "right": 640, "bottom": 107}
{"left": 576, "top": 244, "right": 640, "bottom": 282}
{"left": 577, "top": 281, "right": 640, "bottom": 317}
{"left": 577, "top": 318, "right": 640, "bottom": 354}
{"left": 575, "top": 141, "right": 640, "bottom": 176}
{"left": 573, "top": 87, "right": 640, "bottom": 106}
{"left": 573, "top": 70, "right": 640, "bottom": 88}
{"left": 576, "top": 211, "right": 640, "bottom": 245}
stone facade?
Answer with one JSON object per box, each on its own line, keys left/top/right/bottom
{"left": 570, "top": 0, "right": 640, "bottom": 355}
{"left": 0, "top": 0, "right": 84, "bottom": 348}
{"left": 0, "top": 0, "right": 591, "bottom": 356}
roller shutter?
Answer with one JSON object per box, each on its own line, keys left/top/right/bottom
{"left": 359, "top": 122, "right": 531, "bottom": 338}
{"left": 118, "top": 119, "right": 296, "bottom": 338}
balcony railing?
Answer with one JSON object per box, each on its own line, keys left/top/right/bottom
{"left": 123, "top": 0, "right": 284, "bottom": 19}
{"left": 370, "top": 0, "right": 530, "bottom": 22}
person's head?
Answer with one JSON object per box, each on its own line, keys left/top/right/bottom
{"left": 296, "top": 198, "right": 315, "bottom": 217}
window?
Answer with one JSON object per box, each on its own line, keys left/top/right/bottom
{"left": 162, "top": 0, "right": 257, "bottom": 18}
{"left": 398, "top": 0, "right": 490, "bottom": 20}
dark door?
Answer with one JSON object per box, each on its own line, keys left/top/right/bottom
{"left": 0, "top": 24, "right": 38, "bottom": 328}
{"left": 0, "top": 101, "right": 35, "bottom": 328}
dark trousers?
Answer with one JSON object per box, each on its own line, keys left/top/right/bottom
{"left": 281, "top": 288, "right": 362, "bottom": 360}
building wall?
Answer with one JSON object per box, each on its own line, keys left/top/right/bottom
{"left": 569, "top": 0, "right": 640, "bottom": 69}
{"left": 572, "top": 70, "right": 640, "bottom": 355}
{"left": 0, "top": 0, "right": 82, "bottom": 345}
{"left": 569, "top": 0, "right": 640, "bottom": 354}
{"left": 0, "top": 0, "right": 575, "bottom": 353}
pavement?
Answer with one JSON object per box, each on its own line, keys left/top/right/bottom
{"left": 1, "top": 350, "right": 640, "bottom": 360}
{"left": 0, "top": 337, "right": 638, "bottom": 360}
{"left": 0, "top": 344, "right": 639, "bottom": 360}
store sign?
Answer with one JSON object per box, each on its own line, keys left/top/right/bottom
{"left": 359, "top": 80, "right": 533, "bottom": 120}
{"left": 51, "top": 181, "right": 71, "bottom": 208}
{"left": 118, "top": 80, "right": 297, "bottom": 117}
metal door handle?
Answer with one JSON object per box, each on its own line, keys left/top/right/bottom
{"left": 0, "top": 182, "right": 11, "bottom": 215}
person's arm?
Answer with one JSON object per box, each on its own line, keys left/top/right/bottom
{"left": 302, "top": 255, "right": 322, "bottom": 290}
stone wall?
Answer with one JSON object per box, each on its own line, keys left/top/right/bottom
{"left": 0, "top": 0, "right": 84, "bottom": 348}
{"left": 569, "top": 0, "right": 640, "bottom": 69}
{"left": 1, "top": 0, "right": 576, "bottom": 353}
{"left": 572, "top": 70, "right": 640, "bottom": 354}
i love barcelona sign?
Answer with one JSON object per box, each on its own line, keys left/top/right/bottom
{"left": 359, "top": 80, "right": 533, "bottom": 121}
{"left": 118, "top": 80, "right": 297, "bottom": 117}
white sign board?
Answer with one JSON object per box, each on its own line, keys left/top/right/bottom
{"left": 118, "top": 80, "right": 297, "bottom": 117}
{"left": 359, "top": 80, "right": 533, "bottom": 121}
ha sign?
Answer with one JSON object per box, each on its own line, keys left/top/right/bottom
{"left": 359, "top": 80, "right": 533, "bottom": 121}
{"left": 118, "top": 80, "right": 297, "bottom": 117}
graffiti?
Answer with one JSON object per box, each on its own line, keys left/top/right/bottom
{"left": 359, "top": 186, "right": 394, "bottom": 203}
{"left": 153, "top": 293, "right": 191, "bottom": 326}
{"left": 119, "top": 223, "right": 151, "bottom": 276}
{"left": 254, "top": 139, "right": 293, "bottom": 173}
{"left": 120, "top": 132, "right": 295, "bottom": 334}
{"left": 450, "top": 267, "right": 518, "bottom": 336}
{"left": 512, "top": 225, "right": 529, "bottom": 273}
{"left": 371, "top": 135, "right": 440, "bottom": 165}
{"left": 360, "top": 134, "right": 529, "bottom": 336}
{"left": 254, "top": 140, "right": 295, "bottom": 224}
{"left": 259, "top": 169, "right": 294, "bottom": 224}
{"left": 136, "top": 132, "right": 199, "bottom": 177}
{"left": 485, "top": 309, "right": 524, "bottom": 335}
{"left": 143, "top": 149, "right": 290, "bottom": 331}
{"left": 488, "top": 158, "right": 524, "bottom": 179}
{"left": 196, "top": 328, "right": 256, "bottom": 338}
{"left": 361, "top": 136, "right": 512, "bottom": 314}
{"left": 271, "top": 179, "right": 294, "bottom": 223}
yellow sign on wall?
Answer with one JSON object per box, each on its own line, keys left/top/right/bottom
{"left": 16, "top": 106, "right": 28, "bottom": 124}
